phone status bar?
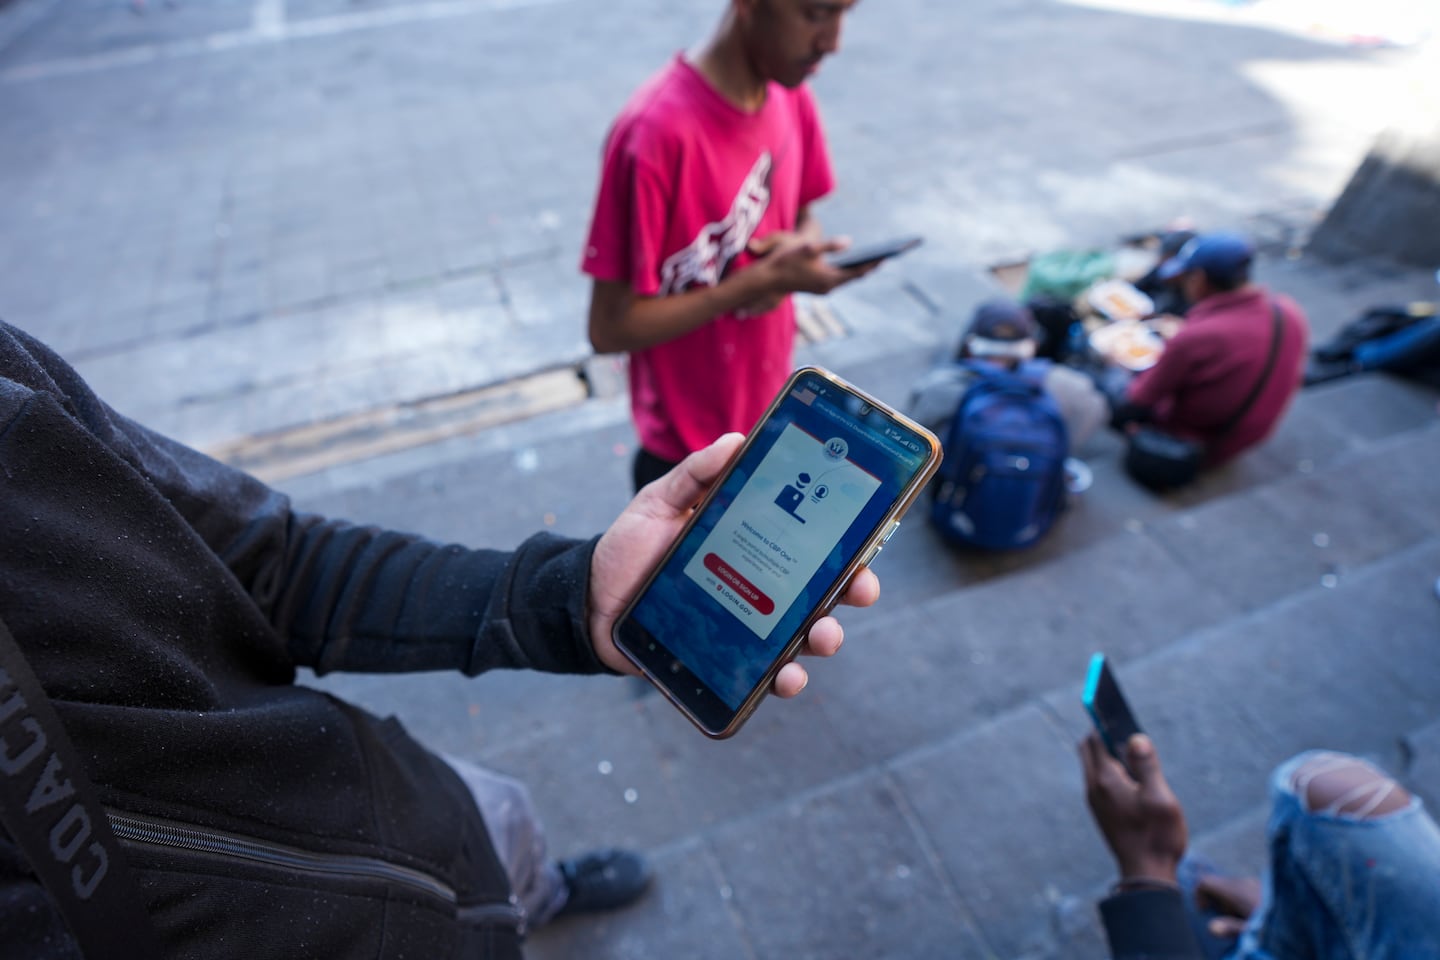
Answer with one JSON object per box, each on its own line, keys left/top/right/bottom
{"left": 792, "top": 381, "right": 926, "bottom": 464}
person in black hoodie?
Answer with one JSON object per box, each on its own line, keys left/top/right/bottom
{"left": 0, "top": 320, "right": 875, "bottom": 958}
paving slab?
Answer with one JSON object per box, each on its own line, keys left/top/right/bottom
{"left": 1296, "top": 374, "right": 1440, "bottom": 446}
{"left": 890, "top": 704, "right": 1115, "bottom": 960}
{"left": 1186, "top": 804, "right": 1270, "bottom": 886}
{"left": 470, "top": 693, "right": 700, "bottom": 857}
{"left": 823, "top": 528, "right": 1240, "bottom": 766}
{"left": 1404, "top": 718, "right": 1440, "bottom": 812}
{"left": 1147, "top": 430, "right": 1438, "bottom": 614}
{"left": 527, "top": 839, "right": 755, "bottom": 960}
{"left": 1284, "top": 537, "right": 1440, "bottom": 706}
{"left": 701, "top": 772, "right": 991, "bottom": 960}
{"left": 639, "top": 691, "right": 867, "bottom": 836}
{"left": 1042, "top": 534, "right": 1440, "bottom": 830}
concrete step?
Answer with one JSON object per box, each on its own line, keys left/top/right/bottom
{"left": 516, "top": 530, "right": 1440, "bottom": 960}
{"left": 1404, "top": 716, "right": 1440, "bottom": 811}
{"left": 297, "top": 350, "right": 1439, "bottom": 959}
{"left": 286, "top": 242, "right": 1440, "bottom": 960}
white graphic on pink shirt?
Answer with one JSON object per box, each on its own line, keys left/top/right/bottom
{"left": 658, "top": 152, "right": 772, "bottom": 297}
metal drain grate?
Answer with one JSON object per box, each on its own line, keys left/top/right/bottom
{"left": 205, "top": 366, "right": 589, "bottom": 484}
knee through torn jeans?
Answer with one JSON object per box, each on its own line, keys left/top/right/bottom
{"left": 1232, "top": 751, "right": 1440, "bottom": 960}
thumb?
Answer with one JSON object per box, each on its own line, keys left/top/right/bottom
{"left": 655, "top": 433, "right": 744, "bottom": 512}
{"left": 1125, "top": 734, "right": 1164, "bottom": 788}
{"left": 1208, "top": 916, "right": 1247, "bottom": 939}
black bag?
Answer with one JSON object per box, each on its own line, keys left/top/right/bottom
{"left": 1124, "top": 302, "right": 1284, "bottom": 492}
{"left": 1124, "top": 426, "right": 1206, "bottom": 491}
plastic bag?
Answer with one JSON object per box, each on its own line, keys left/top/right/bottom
{"left": 1019, "top": 249, "right": 1116, "bottom": 303}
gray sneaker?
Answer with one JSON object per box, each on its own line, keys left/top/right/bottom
{"left": 555, "top": 849, "right": 652, "bottom": 917}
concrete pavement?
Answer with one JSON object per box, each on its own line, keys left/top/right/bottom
{"left": 2, "top": 0, "right": 1439, "bottom": 957}
{"left": 2, "top": 0, "right": 1433, "bottom": 453}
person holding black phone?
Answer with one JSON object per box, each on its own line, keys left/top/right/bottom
{"left": 1079, "top": 732, "right": 1440, "bottom": 959}
{"left": 582, "top": 0, "right": 879, "bottom": 493}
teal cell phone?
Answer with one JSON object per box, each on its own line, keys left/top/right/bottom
{"left": 1082, "top": 653, "right": 1143, "bottom": 770}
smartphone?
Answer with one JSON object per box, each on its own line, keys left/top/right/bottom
{"left": 828, "top": 235, "right": 924, "bottom": 270}
{"left": 613, "top": 367, "right": 942, "bottom": 739}
{"left": 1082, "top": 653, "right": 1144, "bottom": 771}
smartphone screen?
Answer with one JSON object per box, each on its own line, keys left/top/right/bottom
{"left": 1082, "top": 653, "right": 1144, "bottom": 767}
{"left": 615, "top": 367, "right": 940, "bottom": 738}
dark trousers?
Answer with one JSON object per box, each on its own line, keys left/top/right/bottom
{"left": 632, "top": 448, "right": 680, "bottom": 494}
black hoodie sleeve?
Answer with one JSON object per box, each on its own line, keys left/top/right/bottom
{"left": 1098, "top": 889, "right": 1207, "bottom": 960}
{"left": 0, "top": 321, "right": 608, "bottom": 678}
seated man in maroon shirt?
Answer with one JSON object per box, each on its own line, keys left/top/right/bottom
{"left": 1110, "top": 232, "right": 1309, "bottom": 472}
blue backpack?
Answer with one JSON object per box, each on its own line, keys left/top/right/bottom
{"left": 929, "top": 360, "right": 1070, "bottom": 550}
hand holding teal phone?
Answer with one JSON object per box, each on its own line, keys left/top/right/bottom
{"left": 1082, "top": 653, "right": 1144, "bottom": 773}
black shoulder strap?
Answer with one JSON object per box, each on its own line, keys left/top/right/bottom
{"left": 0, "top": 616, "right": 163, "bottom": 960}
{"left": 1214, "top": 301, "right": 1285, "bottom": 439}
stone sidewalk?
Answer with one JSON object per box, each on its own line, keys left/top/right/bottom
{"left": 2, "top": 0, "right": 1433, "bottom": 454}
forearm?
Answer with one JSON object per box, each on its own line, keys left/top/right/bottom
{"left": 589, "top": 268, "right": 777, "bottom": 353}
{"left": 125, "top": 415, "right": 606, "bottom": 676}
{"left": 268, "top": 521, "right": 608, "bottom": 676}
{"left": 269, "top": 521, "right": 607, "bottom": 677}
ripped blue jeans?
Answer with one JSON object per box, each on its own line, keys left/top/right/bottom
{"left": 1233, "top": 751, "right": 1440, "bottom": 959}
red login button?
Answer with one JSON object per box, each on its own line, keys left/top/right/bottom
{"left": 703, "top": 553, "right": 775, "bottom": 615}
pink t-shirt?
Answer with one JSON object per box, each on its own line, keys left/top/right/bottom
{"left": 581, "top": 55, "right": 836, "bottom": 463}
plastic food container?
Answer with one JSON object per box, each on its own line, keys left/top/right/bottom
{"left": 1089, "top": 320, "right": 1165, "bottom": 371}
{"left": 1086, "top": 279, "right": 1155, "bottom": 322}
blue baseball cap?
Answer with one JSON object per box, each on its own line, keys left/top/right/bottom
{"left": 1156, "top": 231, "right": 1255, "bottom": 285}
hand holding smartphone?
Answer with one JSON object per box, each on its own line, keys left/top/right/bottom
{"left": 1082, "top": 653, "right": 1144, "bottom": 773}
{"left": 612, "top": 367, "right": 942, "bottom": 738}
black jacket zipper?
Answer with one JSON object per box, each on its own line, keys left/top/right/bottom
{"left": 106, "top": 809, "right": 525, "bottom": 933}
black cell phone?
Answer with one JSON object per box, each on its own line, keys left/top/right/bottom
{"left": 613, "top": 367, "right": 943, "bottom": 739}
{"left": 828, "top": 235, "right": 924, "bottom": 270}
{"left": 1082, "top": 653, "right": 1144, "bottom": 770}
